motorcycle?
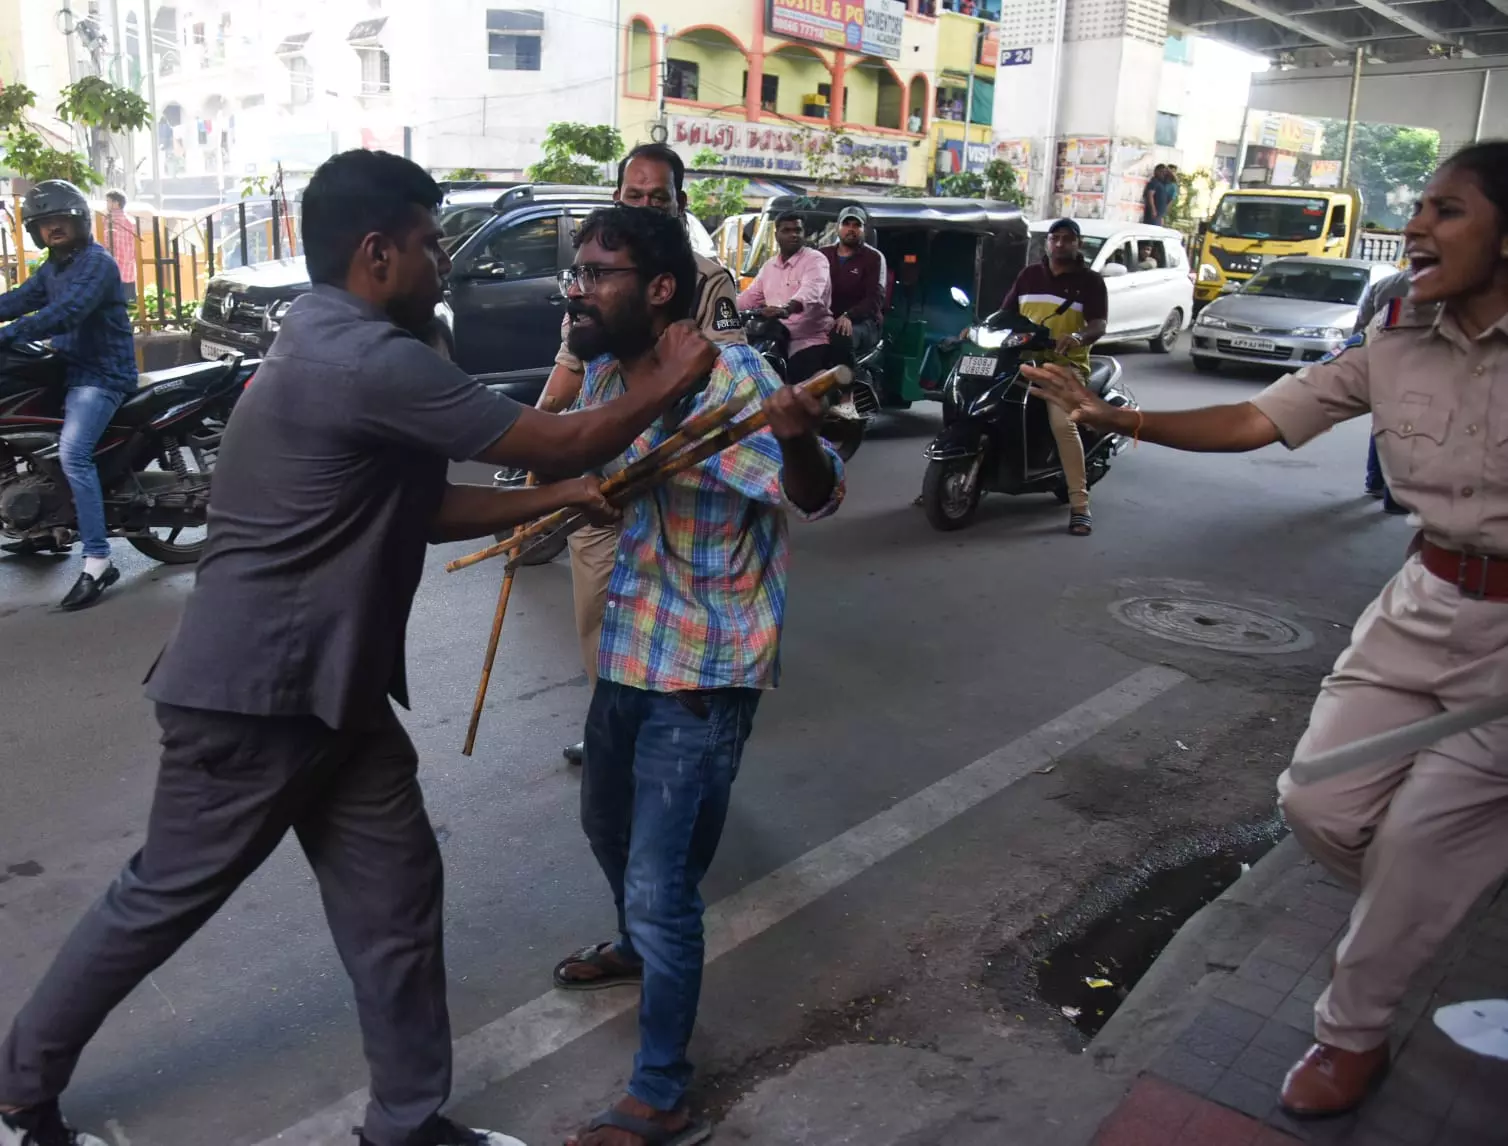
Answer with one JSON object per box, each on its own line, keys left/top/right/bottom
{"left": 0, "top": 343, "right": 256, "bottom": 564}
{"left": 740, "top": 309, "right": 880, "bottom": 462}
{"left": 920, "top": 287, "right": 1138, "bottom": 532}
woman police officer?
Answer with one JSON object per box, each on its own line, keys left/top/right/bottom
{"left": 1025, "top": 139, "right": 1508, "bottom": 1118}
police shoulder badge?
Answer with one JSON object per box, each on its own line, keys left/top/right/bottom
{"left": 712, "top": 296, "right": 743, "bottom": 333}
{"left": 1316, "top": 331, "right": 1366, "bottom": 365}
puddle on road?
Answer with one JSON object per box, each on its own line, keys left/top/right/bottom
{"left": 1035, "top": 834, "right": 1281, "bottom": 1037}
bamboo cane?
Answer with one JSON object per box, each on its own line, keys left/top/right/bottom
{"left": 461, "top": 478, "right": 535, "bottom": 756}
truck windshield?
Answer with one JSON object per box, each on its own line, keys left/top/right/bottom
{"left": 1211, "top": 197, "right": 1330, "bottom": 242}
{"left": 1242, "top": 262, "right": 1372, "bottom": 305}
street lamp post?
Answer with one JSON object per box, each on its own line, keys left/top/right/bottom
{"left": 141, "top": 0, "right": 164, "bottom": 207}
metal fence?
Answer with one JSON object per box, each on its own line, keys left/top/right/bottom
{"left": 1, "top": 196, "right": 301, "bottom": 333}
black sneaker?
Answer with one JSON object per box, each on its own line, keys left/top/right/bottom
{"left": 356, "top": 1116, "right": 527, "bottom": 1146}
{"left": 0, "top": 1102, "right": 106, "bottom": 1146}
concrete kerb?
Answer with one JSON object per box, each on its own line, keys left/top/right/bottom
{"left": 1088, "top": 835, "right": 1310, "bottom": 1079}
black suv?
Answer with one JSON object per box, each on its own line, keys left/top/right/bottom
{"left": 191, "top": 183, "right": 717, "bottom": 403}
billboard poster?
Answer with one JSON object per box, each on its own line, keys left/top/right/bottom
{"left": 670, "top": 115, "right": 906, "bottom": 184}
{"left": 767, "top": 0, "right": 906, "bottom": 61}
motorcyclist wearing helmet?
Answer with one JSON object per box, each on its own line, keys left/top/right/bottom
{"left": 0, "top": 180, "right": 137, "bottom": 610}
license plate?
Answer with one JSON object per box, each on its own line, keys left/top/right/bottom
{"left": 1229, "top": 336, "right": 1277, "bottom": 353}
{"left": 199, "top": 338, "right": 238, "bottom": 361}
{"left": 959, "top": 355, "right": 996, "bottom": 377}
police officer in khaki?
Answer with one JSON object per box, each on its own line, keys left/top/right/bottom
{"left": 1027, "top": 139, "right": 1508, "bottom": 1119}
{"left": 535, "top": 142, "right": 745, "bottom": 765}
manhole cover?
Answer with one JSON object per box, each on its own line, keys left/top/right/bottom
{"left": 1108, "top": 597, "right": 1313, "bottom": 655}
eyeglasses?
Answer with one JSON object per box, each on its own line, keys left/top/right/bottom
{"left": 558, "top": 265, "right": 642, "bottom": 294}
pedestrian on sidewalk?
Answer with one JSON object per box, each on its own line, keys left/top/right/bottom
{"left": 534, "top": 142, "right": 746, "bottom": 769}
{"left": 547, "top": 206, "right": 843, "bottom": 1146}
{"left": 0, "top": 149, "right": 718, "bottom": 1146}
{"left": 1024, "top": 140, "right": 1508, "bottom": 1121}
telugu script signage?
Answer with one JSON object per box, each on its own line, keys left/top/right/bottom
{"left": 670, "top": 115, "right": 906, "bottom": 185}
{"left": 766, "top": 0, "right": 906, "bottom": 61}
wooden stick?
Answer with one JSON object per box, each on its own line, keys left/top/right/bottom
{"left": 461, "top": 480, "right": 535, "bottom": 756}
{"left": 444, "top": 390, "right": 753, "bottom": 574}
{"left": 501, "top": 368, "right": 845, "bottom": 572}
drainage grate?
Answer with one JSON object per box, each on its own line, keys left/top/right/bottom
{"left": 1108, "top": 597, "right": 1313, "bottom": 655}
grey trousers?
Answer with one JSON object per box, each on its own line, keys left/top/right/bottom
{"left": 0, "top": 702, "right": 451, "bottom": 1146}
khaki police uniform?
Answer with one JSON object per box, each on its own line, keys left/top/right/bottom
{"left": 1254, "top": 298, "right": 1508, "bottom": 1054}
{"left": 555, "top": 253, "right": 746, "bottom": 683}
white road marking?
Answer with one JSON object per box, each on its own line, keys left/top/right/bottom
{"left": 252, "top": 665, "right": 1186, "bottom": 1145}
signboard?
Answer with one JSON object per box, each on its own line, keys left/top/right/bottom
{"left": 1310, "top": 158, "right": 1341, "bottom": 188}
{"left": 978, "top": 26, "right": 1000, "bottom": 66}
{"left": 964, "top": 141, "right": 992, "bottom": 172}
{"left": 670, "top": 114, "right": 906, "bottom": 184}
{"left": 1254, "top": 112, "right": 1324, "bottom": 156}
{"left": 999, "top": 46, "right": 1033, "bottom": 66}
{"left": 767, "top": 0, "right": 906, "bottom": 61}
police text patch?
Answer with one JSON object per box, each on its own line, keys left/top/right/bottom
{"left": 712, "top": 297, "right": 743, "bottom": 333}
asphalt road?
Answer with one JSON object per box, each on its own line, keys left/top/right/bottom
{"left": 0, "top": 342, "right": 1412, "bottom": 1146}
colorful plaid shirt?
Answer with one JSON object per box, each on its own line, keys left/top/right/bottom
{"left": 573, "top": 342, "right": 844, "bottom": 692}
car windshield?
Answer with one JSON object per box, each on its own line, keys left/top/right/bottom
{"left": 1241, "top": 262, "right": 1372, "bottom": 305}
{"left": 1026, "top": 233, "right": 1107, "bottom": 265}
{"left": 438, "top": 203, "right": 495, "bottom": 253}
{"left": 1211, "top": 196, "right": 1330, "bottom": 241}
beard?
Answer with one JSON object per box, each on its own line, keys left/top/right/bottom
{"left": 566, "top": 294, "right": 656, "bottom": 362}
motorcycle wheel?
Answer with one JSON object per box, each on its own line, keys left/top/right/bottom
{"left": 128, "top": 529, "right": 205, "bottom": 565}
{"left": 496, "top": 528, "right": 568, "bottom": 566}
{"left": 922, "top": 458, "right": 981, "bottom": 531}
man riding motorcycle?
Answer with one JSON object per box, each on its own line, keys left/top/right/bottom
{"left": 0, "top": 180, "right": 136, "bottom": 610}
{"left": 737, "top": 212, "right": 832, "bottom": 383}
{"left": 820, "top": 205, "right": 884, "bottom": 369}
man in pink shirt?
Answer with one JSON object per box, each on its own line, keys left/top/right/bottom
{"left": 737, "top": 212, "right": 832, "bottom": 383}
{"left": 104, "top": 191, "right": 138, "bottom": 301}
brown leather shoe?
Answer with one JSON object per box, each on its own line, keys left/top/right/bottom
{"left": 1279, "top": 1041, "right": 1389, "bottom": 1117}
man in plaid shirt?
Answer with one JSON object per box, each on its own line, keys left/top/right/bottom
{"left": 551, "top": 206, "right": 844, "bottom": 1146}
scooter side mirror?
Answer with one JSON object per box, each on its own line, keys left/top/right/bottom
{"left": 950, "top": 287, "right": 971, "bottom": 308}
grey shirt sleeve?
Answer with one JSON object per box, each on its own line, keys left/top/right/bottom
{"left": 353, "top": 332, "right": 524, "bottom": 461}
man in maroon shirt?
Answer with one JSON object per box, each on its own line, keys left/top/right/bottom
{"left": 820, "top": 205, "right": 885, "bottom": 367}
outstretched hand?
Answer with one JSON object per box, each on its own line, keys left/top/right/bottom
{"left": 1021, "top": 363, "right": 1118, "bottom": 431}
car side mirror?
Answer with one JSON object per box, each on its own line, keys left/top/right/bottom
{"left": 1100, "top": 263, "right": 1129, "bottom": 279}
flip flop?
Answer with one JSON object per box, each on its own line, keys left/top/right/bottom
{"left": 552, "top": 942, "right": 644, "bottom": 991}
{"left": 1069, "top": 511, "right": 1093, "bottom": 536}
{"left": 582, "top": 1108, "right": 711, "bottom": 1146}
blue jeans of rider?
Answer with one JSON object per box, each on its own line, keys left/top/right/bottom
{"left": 60, "top": 386, "right": 124, "bottom": 559}
{"left": 580, "top": 680, "right": 760, "bottom": 1111}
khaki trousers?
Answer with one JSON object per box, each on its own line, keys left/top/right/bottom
{"left": 1276, "top": 556, "right": 1508, "bottom": 1052}
{"left": 568, "top": 523, "right": 620, "bottom": 686}
{"left": 1046, "top": 381, "right": 1089, "bottom": 512}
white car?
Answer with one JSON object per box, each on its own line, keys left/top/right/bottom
{"left": 1027, "top": 220, "right": 1195, "bottom": 353}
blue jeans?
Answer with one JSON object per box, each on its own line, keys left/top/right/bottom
{"left": 60, "top": 386, "right": 124, "bottom": 559}
{"left": 580, "top": 680, "right": 760, "bottom": 1111}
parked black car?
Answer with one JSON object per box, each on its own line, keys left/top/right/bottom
{"left": 190, "top": 183, "right": 719, "bottom": 404}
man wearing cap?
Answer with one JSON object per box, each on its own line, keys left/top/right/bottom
{"left": 821, "top": 205, "right": 886, "bottom": 369}
{"left": 996, "top": 217, "right": 1107, "bottom": 535}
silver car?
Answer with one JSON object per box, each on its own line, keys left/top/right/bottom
{"left": 1189, "top": 257, "right": 1401, "bottom": 374}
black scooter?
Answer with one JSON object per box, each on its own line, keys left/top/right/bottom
{"left": 741, "top": 310, "right": 879, "bottom": 461}
{"left": 920, "top": 288, "right": 1138, "bottom": 532}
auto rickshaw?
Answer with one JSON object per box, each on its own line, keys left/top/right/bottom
{"left": 742, "top": 195, "right": 1029, "bottom": 407}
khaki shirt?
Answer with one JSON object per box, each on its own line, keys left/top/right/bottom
{"left": 1251, "top": 300, "right": 1508, "bottom": 556}
{"left": 554, "top": 252, "right": 745, "bottom": 371}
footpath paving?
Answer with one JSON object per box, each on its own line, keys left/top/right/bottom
{"left": 1089, "top": 839, "right": 1508, "bottom": 1146}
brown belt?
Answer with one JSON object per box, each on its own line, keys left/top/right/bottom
{"left": 1418, "top": 538, "right": 1508, "bottom": 600}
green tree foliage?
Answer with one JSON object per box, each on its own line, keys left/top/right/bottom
{"left": 685, "top": 148, "right": 748, "bottom": 230}
{"left": 937, "top": 171, "right": 985, "bottom": 199}
{"left": 526, "top": 123, "right": 625, "bottom": 185}
{"left": 1, "top": 78, "right": 150, "bottom": 190}
{"left": 446, "top": 167, "right": 485, "bottom": 182}
{"left": 1318, "top": 121, "right": 1438, "bottom": 230}
{"left": 982, "top": 159, "right": 1026, "bottom": 207}
{"left": 797, "top": 127, "right": 861, "bottom": 188}
{"left": 1165, "top": 167, "right": 1215, "bottom": 229}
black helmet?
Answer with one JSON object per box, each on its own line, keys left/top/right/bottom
{"left": 22, "top": 180, "right": 91, "bottom": 246}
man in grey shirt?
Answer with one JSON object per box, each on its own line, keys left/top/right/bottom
{"left": 0, "top": 150, "right": 716, "bottom": 1146}
{"left": 1357, "top": 269, "right": 1410, "bottom": 514}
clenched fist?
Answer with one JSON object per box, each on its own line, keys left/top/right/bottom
{"left": 765, "top": 384, "right": 825, "bottom": 442}
{"left": 655, "top": 320, "right": 719, "bottom": 398}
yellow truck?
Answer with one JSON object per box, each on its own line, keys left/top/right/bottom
{"left": 1193, "top": 187, "right": 1385, "bottom": 309}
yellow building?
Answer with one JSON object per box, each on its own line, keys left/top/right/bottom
{"left": 615, "top": 0, "right": 1006, "bottom": 192}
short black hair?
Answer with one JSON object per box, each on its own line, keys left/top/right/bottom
{"left": 575, "top": 205, "right": 696, "bottom": 322}
{"left": 105, "top": 189, "right": 127, "bottom": 207}
{"left": 616, "top": 143, "right": 686, "bottom": 196}
{"left": 301, "top": 149, "right": 443, "bottom": 286}
{"left": 775, "top": 211, "right": 804, "bottom": 227}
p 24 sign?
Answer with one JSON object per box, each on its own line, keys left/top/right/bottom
{"left": 1000, "top": 47, "right": 1034, "bottom": 66}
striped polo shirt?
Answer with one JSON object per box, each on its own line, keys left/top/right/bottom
{"left": 1001, "top": 259, "right": 1108, "bottom": 373}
